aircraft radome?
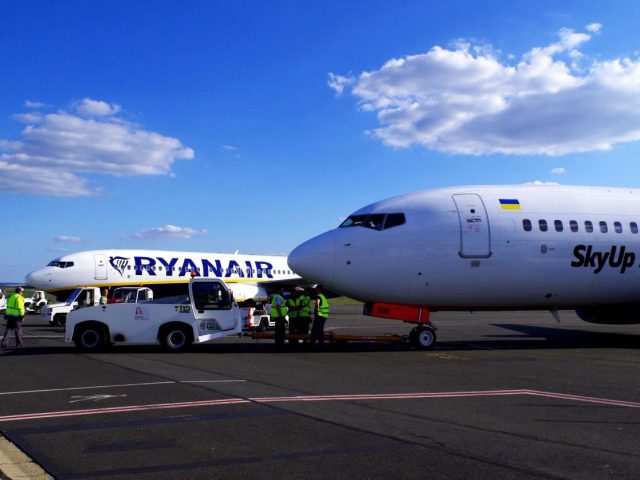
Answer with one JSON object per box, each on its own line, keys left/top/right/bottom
{"left": 26, "top": 249, "right": 301, "bottom": 302}
{"left": 288, "top": 184, "right": 640, "bottom": 348}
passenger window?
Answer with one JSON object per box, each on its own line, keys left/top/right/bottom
{"left": 554, "top": 220, "right": 563, "bottom": 232}
{"left": 522, "top": 219, "right": 532, "bottom": 232}
{"left": 631, "top": 222, "right": 638, "bottom": 234}
{"left": 599, "top": 221, "right": 608, "bottom": 233}
{"left": 585, "top": 221, "right": 593, "bottom": 233}
{"left": 384, "top": 213, "right": 406, "bottom": 230}
{"left": 569, "top": 220, "right": 578, "bottom": 232}
{"left": 614, "top": 221, "right": 623, "bottom": 233}
{"left": 538, "top": 220, "right": 548, "bottom": 232}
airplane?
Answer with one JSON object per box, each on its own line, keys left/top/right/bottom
{"left": 26, "top": 249, "right": 301, "bottom": 302}
{"left": 288, "top": 184, "right": 640, "bottom": 348}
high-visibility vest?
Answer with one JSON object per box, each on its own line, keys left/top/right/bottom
{"left": 316, "top": 293, "right": 329, "bottom": 318}
{"left": 299, "top": 295, "right": 312, "bottom": 317}
{"left": 287, "top": 297, "right": 299, "bottom": 318}
{"left": 271, "top": 294, "right": 288, "bottom": 318}
{"left": 6, "top": 293, "right": 25, "bottom": 317}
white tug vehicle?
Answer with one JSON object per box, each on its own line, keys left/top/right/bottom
{"left": 66, "top": 278, "right": 242, "bottom": 352}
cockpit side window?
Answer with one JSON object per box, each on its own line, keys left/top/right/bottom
{"left": 47, "top": 261, "right": 75, "bottom": 268}
{"left": 340, "top": 213, "right": 406, "bottom": 231}
{"left": 384, "top": 213, "right": 406, "bottom": 229}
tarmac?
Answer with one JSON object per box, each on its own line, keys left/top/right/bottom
{"left": 0, "top": 306, "right": 638, "bottom": 479}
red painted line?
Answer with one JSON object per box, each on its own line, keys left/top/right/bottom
{"left": 0, "top": 389, "right": 637, "bottom": 423}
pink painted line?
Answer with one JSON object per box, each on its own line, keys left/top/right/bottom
{"left": 250, "top": 390, "right": 529, "bottom": 403}
{"left": 0, "top": 398, "right": 249, "bottom": 422}
{"left": 0, "top": 389, "right": 637, "bottom": 423}
{"left": 525, "top": 390, "right": 640, "bottom": 408}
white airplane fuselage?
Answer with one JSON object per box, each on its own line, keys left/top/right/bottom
{"left": 288, "top": 185, "right": 640, "bottom": 324}
{"left": 27, "top": 249, "right": 299, "bottom": 301}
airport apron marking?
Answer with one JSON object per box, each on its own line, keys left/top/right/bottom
{"left": 0, "top": 389, "right": 637, "bottom": 422}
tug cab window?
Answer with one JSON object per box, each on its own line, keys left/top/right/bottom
{"left": 192, "top": 282, "right": 231, "bottom": 311}
{"left": 340, "top": 213, "right": 406, "bottom": 231}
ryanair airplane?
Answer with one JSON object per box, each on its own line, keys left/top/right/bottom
{"left": 26, "top": 249, "right": 300, "bottom": 302}
{"left": 289, "top": 184, "right": 640, "bottom": 348}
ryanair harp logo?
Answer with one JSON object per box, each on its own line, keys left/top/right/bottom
{"left": 109, "top": 256, "right": 130, "bottom": 276}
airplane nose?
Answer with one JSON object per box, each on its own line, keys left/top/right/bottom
{"left": 288, "top": 231, "right": 336, "bottom": 285}
{"left": 25, "top": 270, "right": 50, "bottom": 288}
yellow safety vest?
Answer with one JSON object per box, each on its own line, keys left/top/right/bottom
{"left": 287, "top": 297, "right": 299, "bottom": 318}
{"left": 299, "top": 295, "right": 312, "bottom": 317}
{"left": 6, "top": 293, "right": 25, "bottom": 317}
{"left": 271, "top": 294, "right": 288, "bottom": 318}
{"left": 316, "top": 294, "right": 329, "bottom": 318}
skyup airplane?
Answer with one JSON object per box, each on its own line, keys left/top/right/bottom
{"left": 26, "top": 249, "right": 300, "bottom": 302}
{"left": 288, "top": 185, "right": 640, "bottom": 348}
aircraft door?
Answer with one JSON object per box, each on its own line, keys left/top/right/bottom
{"left": 94, "top": 254, "right": 108, "bottom": 280}
{"left": 452, "top": 194, "right": 491, "bottom": 258}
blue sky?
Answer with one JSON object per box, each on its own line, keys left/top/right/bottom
{"left": 1, "top": 0, "right": 639, "bottom": 281}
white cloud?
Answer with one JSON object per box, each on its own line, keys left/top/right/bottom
{"left": 0, "top": 99, "right": 194, "bottom": 196}
{"left": 54, "top": 235, "right": 81, "bottom": 243}
{"left": 125, "top": 224, "right": 207, "bottom": 241}
{"left": 524, "top": 181, "right": 560, "bottom": 185}
{"left": 74, "top": 98, "right": 121, "bottom": 117}
{"left": 586, "top": 23, "right": 602, "bottom": 33}
{"left": 331, "top": 24, "right": 640, "bottom": 155}
{"left": 328, "top": 73, "right": 355, "bottom": 96}
{"left": 551, "top": 167, "right": 566, "bottom": 174}
{"left": 222, "top": 144, "right": 237, "bottom": 151}
{"left": 24, "top": 100, "right": 46, "bottom": 109}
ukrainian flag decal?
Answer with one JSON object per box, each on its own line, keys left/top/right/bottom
{"left": 499, "top": 198, "right": 521, "bottom": 210}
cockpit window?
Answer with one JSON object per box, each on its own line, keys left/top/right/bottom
{"left": 384, "top": 213, "right": 406, "bottom": 229}
{"left": 340, "top": 215, "right": 369, "bottom": 228}
{"left": 47, "top": 261, "right": 75, "bottom": 268}
{"left": 340, "top": 213, "right": 406, "bottom": 231}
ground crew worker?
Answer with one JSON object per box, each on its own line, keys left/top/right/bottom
{"left": 271, "top": 288, "right": 288, "bottom": 349}
{"left": 287, "top": 289, "right": 301, "bottom": 345}
{"left": 1, "top": 287, "right": 26, "bottom": 349}
{"left": 100, "top": 289, "right": 109, "bottom": 305}
{"left": 298, "top": 288, "right": 312, "bottom": 338}
{"left": 310, "top": 285, "right": 329, "bottom": 348}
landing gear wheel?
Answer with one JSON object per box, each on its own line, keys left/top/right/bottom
{"left": 257, "top": 319, "right": 268, "bottom": 333}
{"left": 75, "top": 325, "right": 108, "bottom": 352}
{"left": 161, "top": 325, "right": 192, "bottom": 352}
{"left": 410, "top": 326, "right": 436, "bottom": 349}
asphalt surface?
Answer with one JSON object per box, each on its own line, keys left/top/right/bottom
{"left": 0, "top": 307, "right": 639, "bottom": 479}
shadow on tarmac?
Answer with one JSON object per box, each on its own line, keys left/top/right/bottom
{"left": 2, "top": 323, "right": 638, "bottom": 356}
